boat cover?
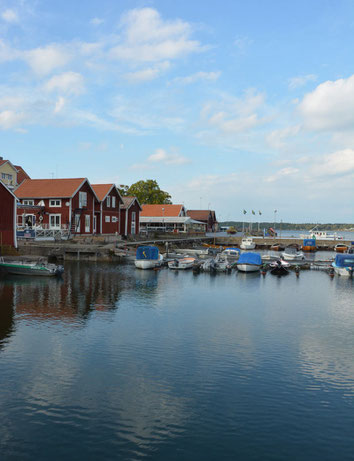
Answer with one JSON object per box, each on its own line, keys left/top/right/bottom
{"left": 136, "top": 246, "right": 159, "bottom": 260}
{"left": 238, "top": 252, "right": 262, "bottom": 265}
{"left": 334, "top": 254, "right": 354, "bottom": 268}
{"left": 225, "top": 247, "right": 241, "bottom": 253}
{"left": 303, "top": 239, "right": 316, "bottom": 247}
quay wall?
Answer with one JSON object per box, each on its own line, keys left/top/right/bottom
{"left": 215, "top": 237, "right": 353, "bottom": 249}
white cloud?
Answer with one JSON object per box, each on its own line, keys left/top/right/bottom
{"left": 25, "top": 44, "right": 72, "bottom": 75}
{"left": 90, "top": 17, "right": 104, "bottom": 26}
{"left": 266, "top": 125, "right": 301, "bottom": 149}
{"left": 265, "top": 167, "right": 300, "bottom": 183}
{"left": 44, "top": 72, "right": 85, "bottom": 95}
{"left": 0, "top": 110, "right": 25, "bottom": 130}
{"left": 172, "top": 71, "right": 220, "bottom": 85}
{"left": 299, "top": 74, "right": 354, "bottom": 131}
{"left": 288, "top": 74, "right": 317, "bottom": 90}
{"left": 124, "top": 62, "right": 170, "bottom": 82}
{"left": 234, "top": 36, "right": 253, "bottom": 52}
{"left": 148, "top": 148, "right": 190, "bottom": 165}
{"left": 110, "top": 7, "right": 204, "bottom": 63}
{"left": 1, "top": 9, "right": 18, "bottom": 23}
{"left": 54, "top": 97, "right": 65, "bottom": 113}
{"left": 310, "top": 149, "right": 354, "bottom": 177}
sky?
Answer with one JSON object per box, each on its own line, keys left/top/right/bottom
{"left": 1, "top": 0, "right": 354, "bottom": 223}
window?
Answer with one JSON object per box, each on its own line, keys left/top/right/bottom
{"left": 112, "top": 196, "right": 116, "bottom": 208}
{"left": 106, "top": 196, "right": 111, "bottom": 207}
{"left": 49, "top": 199, "right": 61, "bottom": 207}
{"left": 79, "top": 191, "right": 87, "bottom": 208}
{"left": 131, "top": 211, "right": 136, "bottom": 235}
{"left": 1, "top": 173, "right": 12, "bottom": 181}
{"left": 105, "top": 216, "right": 110, "bottom": 222}
{"left": 85, "top": 215, "right": 90, "bottom": 232}
{"left": 22, "top": 200, "right": 34, "bottom": 206}
{"left": 112, "top": 216, "right": 118, "bottom": 223}
{"left": 49, "top": 214, "right": 61, "bottom": 229}
{"left": 74, "top": 214, "right": 81, "bottom": 232}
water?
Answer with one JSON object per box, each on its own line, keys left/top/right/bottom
{"left": 0, "top": 262, "right": 354, "bottom": 460}
{"left": 208, "top": 230, "right": 354, "bottom": 241}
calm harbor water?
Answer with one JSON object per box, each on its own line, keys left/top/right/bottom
{"left": 1, "top": 262, "right": 354, "bottom": 460}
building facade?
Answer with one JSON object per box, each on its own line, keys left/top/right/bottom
{"left": 92, "top": 184, "right": 123, "bottom": 234}
{"left": 0, "top": 180, "right": 17, "bottom": 248}
{"left": 120, "top": 196, "right": 141, "bottom": 236}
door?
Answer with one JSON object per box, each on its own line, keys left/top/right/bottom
{"left": 85, "top": 215, "right": 90, "bottom": 233}
{"left": 93, "top": 215, "right": 97, "bottom": 234}
{"left": 131, "top": 211, "right": 136, "bottom": 235}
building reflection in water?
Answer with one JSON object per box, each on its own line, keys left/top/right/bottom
{"left": 0, "top": 281, "right": 15, "bottom": 349}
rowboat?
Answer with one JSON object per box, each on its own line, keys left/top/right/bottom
{"left": 0, "top": 258, "right": 64, "bottom": 277}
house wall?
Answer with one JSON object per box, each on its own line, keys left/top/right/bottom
{"left": 0, "top": 163, "right": 17, "bottom": 188}
{"left": 0, "top": 183, "right": 16, "bottom": 247}
{"left": 71, "top": 182, "right": 97, "bottom": 234}
{"left": 101, "top": 188, "right": 121, "bottom": 234}
{"left": 120, "top": 208, "right": 127, "bottom": 235}
{"left": 126, "top": 202, "right": 140, "bottom": 235}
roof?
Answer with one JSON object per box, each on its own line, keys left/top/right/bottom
{"left": 14, "top": 165, "right": 30, "bottom": 184}
{"left": 141, "top": 204, "right": 184, "bottom": 217}
{"left": 92, "top": 184, "right": 114, "bottom": 201}
{"left": 0, "top": 179, "right": 17, "bottom": 199}
{"left": 140, "top": 216, "right": 205, "bottom": 225}
{"left": 15, "top": 178, "right": 88, "bottom": 199}
{"left": 187, "top": 210, "right": 217, "bottom": 222}
{"left": 121, "top": 196, "right": 142, "bottom": 211}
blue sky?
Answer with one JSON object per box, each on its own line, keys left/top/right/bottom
{"left": 1, "top": 0, "right": 354, "bottom": 223}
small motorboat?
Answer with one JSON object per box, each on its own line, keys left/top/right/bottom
{"left": 0, "top": 258, "right": 64, "bottom": 277}
{"left": 302, "top": 239, "right": 317, "bottom": 252}
{"left": 334, "top": 243, "right": 348, "bottom": 253}
{"left": 168, "top": 257, "right": 195, "bottom": 270}
{"left": 240, "top": 237, "right": 256, "bottom": 250}
{"left": 221, "top": 247, "right": 240, "bottom": 262}
{"left": 270, "top": 243, "right": 284, "bottom": 251}
{"left": 262, "top": 251, "right": 280, "bottom": 261}
{"left": 236, "top": 252, "right": 262, "bottom": 272}
{"left": 269, "top": 259, "right": 290, "bottom": 276}
{"left": 281, "top": 247, "right": 305, "bottom": 261}
{"left": 332, "top": 254, "right": 354, "bottom": 276}
{"left": 134, "top": 246, "right": 163, "bottom": 269}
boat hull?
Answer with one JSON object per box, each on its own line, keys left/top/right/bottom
{"left": 0, "top": 262, "right": 62, "bottom": 276}
{"left": 237, "top": 264, "right": 260, "bottom": 272}
{"left": 135, "top": 259, "right": 162, "bottom": 269}
{"left": 332, "top": 265, "right": 353, "bottom": 276}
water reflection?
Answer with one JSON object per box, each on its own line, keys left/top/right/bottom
{"left": 0, "top": 281, "right": 15, "bottom": 349}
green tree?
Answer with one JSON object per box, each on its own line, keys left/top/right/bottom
{"left": 117, "top": 185, "right": 129, "bottom": 196}
{"left": 127, "top": 179, "right": 172, "bottom": 204}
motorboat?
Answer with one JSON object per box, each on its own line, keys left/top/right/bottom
{"left": 334, "top": 243, "right": 348, "bottom": 253}
{"left": 178, "top": 248, "right": 210, "bottom": 256}
{"left": 168, "top": 257, "right": 195, "bottom": 270}
{"left": 281, "top": 247, "right": 305, "bottom": 261}
{"left": 134, "top": 246, "right": 163, "bottom": 269}
{"left": 269, "top": 259, "right": 290, "bottom": 276}
{"left": 240, "top": 237, "right": 256, "bottom": 250}
{"left": 300, "top": 227, "right": 343, "bottom": 240}
{"left": 302, "top": 238, "right": 317, "bottom": 252}
{"left": 0, "top": 258, "right": 64, "bottom": 277}
{"left": 262, "top": 251, "right": 280, "bottom": 261}
{"left": 270, "top": 243, "right": 284, "bottom": 251}
{"left": 332, "top": 254, "right": 354, "bottom": 276}
{"left": 236, "top": 252, "right": 262, "bottom": 272}
{"left": 201, "top": 257, "right": 231, "bottom": 273}
{"left": 221, "top": 247, "right": 240, "bottom": 262}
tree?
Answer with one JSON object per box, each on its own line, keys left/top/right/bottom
{"left": 117, "top": 185, "right": 129, "bottom": 196}
{"left": 126, "top": 179, "right": 172, "bottom": 204}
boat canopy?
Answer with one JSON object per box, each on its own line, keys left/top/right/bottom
{"left": 136, "top": 246, "right": 159, "bottom": 260}
{"left": 334, "top": 254, "right": 354, "bottom": 268}
{"left": 238, "top": 252, "right": 262, "bottom": 265}
{"left": 224, "top": 247, "right": 241, "bottom": 253}
{"left": 303, "top": 239, "right": 316, "bottom": 247}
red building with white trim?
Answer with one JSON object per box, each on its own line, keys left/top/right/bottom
{"left": 120, "top": 196, "right": 141, "bottom": 236}
{"left": 0, "top": 180, "right": 17, "bottom": 248}
{"left": 92, "top": 184, "right": 123, "bottom": 234}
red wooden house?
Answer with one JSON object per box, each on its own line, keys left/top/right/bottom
{"left": 92, "top": 184, "right": 123, "bottom": 234}
{"left": 120, "top": 196, "right": 141, "bottom": 236}
{"left": 0, "top": 180, "right": 17, "bottom": 248}
{"left": 15, "top": 178, "right": 99, "bottom": 235}
{"left": 187, "top": 210, "right": 218, "bottom": 232}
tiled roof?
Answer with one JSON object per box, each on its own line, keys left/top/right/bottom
{"left": 141, "top": 204, "right": 183, "bottom": 217}
{"left": 15, "top": 178, "right": 87, "bottom": 198}
{"left": 0, "top": 159, "right": 8, "bottom": 166}
{"left": 92, "top": 184, "right": 114, "bottom": 201}
{"left": 187, "top": 210, "right": 216, "bottom": 221}
{"left": 121, "top": 196, "right": 141, "bottom": 210}
{"left": 14, "top": 165, "right": 30, "bottom": 184}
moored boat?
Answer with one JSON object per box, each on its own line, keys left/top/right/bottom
{"left": 134, "top": 246, "right": 163, "bottom": 269}
{"left": 240, "top": 237, "right": 256, "bottom": 250}
{"left": 236, "top": 252, "right": 262, "bottom": 272}
{"left": 168, "top": 257, "right": 195, "bottom": 270}
{"left": 221, "top": 247, "right": 240, "bottom": 262}
{"left": 332, "top": 254, "right": 354, "bottom": 276}
{"left": 302, "top": 238, "right": 317, "bottom": 252}
{"left": 334, "top": 243, "right": 348, "bottom": 253}
{"left": 281, "top": 247, "right": 305, "bottom": 261}
{"left": 270, "top": 243, "right": 285, "bottom": 251}
{"left": 269, "top": 259, "right": 290, "bottom": 276}
{"left": 0, "top": 258, "right": 64, "bottom": 277}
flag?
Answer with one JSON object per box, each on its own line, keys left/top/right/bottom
{"left": 243, "top": 210, "right": 247, "bottom": 214}
{"left": 252, "top": 210, "right": 255, "bottom": 215}
{"left": 259, "top": 211, "right": 262, "bottom": 215}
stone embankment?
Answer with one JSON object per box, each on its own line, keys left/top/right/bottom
{"left": 215, "top": 236, "right": 353, "bottom": 250}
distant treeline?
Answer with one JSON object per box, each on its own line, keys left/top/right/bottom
{"left": 220, "top": 222, "right": 354, "bottom": 231}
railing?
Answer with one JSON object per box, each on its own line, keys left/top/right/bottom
{"left": 17, "top": 227, "right": 70, "bottom": 240}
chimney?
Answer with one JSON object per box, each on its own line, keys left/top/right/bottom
{"left": 0, "top": 156, "right": 3, "bottom": 160}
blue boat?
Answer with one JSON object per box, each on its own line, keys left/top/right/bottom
{"left": 134, "top": 246, "right": 163, "bottom": 270}
{"left": 236, "top": 252, "right": 262, "bottom": 272}
{"left": 302, "top": 238, "right": 317, "bottom": 252}
{"left": 332, "top": 254, "right": 354, "bottom": 276}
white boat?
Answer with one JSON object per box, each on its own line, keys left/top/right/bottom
{"left": 220, "top": 247, "right": 240, "bottom": 262}
{"left": 262, "top": 251, "right": 280, "bottom": 261}
{"left": 332, "top": 254, "right": 354, "bottom": 276}
{"left": 168, "top": 257, "right": 195, "bottom": 270}
{"left": 269, "top": 259, "right": 290, "bottom": 276}
{"left": 300, "top": 227, "right": 343, "bottom": 240}
{"left": 178, "top": 248, "right": 210, "bottom": 256}
{"left": 0, "top": 258, "right": 64, "bottom": 276}
{"left": 281, "top": 247, "right": 305, "bottom": 261}
{"left": 236, "top": 253, "right": 262, "bottom": 272}
{"left": 134, "top": 246, "right": 163, "bottom": 269}
{"left": 240, "top": 237, "right": 256, "bottom": 250}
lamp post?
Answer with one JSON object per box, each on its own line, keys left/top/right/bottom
{"left": 274, "top": 209, "right": 277, "bottom": 238}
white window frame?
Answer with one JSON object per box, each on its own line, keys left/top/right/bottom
{"left": 79, "top": 191, "right": 87, "bottom": 208}
{"left": 85, "top": 214, "right": 90, "bottom": 233}
{"left": 112, "top": 196, "right": 116, "bottom": 208}
{"left": 106, "top": 196, "right": 111, "bottom": 207}
{"left": 105, "top": 216, "right": 110, "bottom": 223}
{"left": 49, "top": 214, "right": 61, "bottom": 229}
{"left": 75, "top": 214, "right": 81, "bottom": 232}
{"left": 49, "top": 199, "right": 62, "bottom": 207}
{"left": 22, "top": 200, "right": 34, "bottom": 206}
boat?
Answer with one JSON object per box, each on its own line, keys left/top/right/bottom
{"left": 201, "top": 257, "right": 232, "bottom": 273}
{"left": 240, "top": 237, "right": 256, "bottom": 250}
{"left": 269, "top": 259, "right": 290, "bottom": 276}
{"left": 302, "top": 238, "right": 317, "bottom": 252}
{"left": 226, "top": 226, "right": 237, "bottom": 234}
{"left": 270, "top": 243, "right": 284, "bottom": 251}
{"left": 134, "top": 246, "right": 163, "bottom": 269}
{"left": 334, "top": 243, "right": 348, "bottom": 253}
{"left": 262, "top": 251, "right": 280, "bottom": 261}
{"left": 332, "top": 254, "right": 354, "bottom": 276}
{"left": 220, "top": 247, "right": 240, "bottom": 262}
{"left": 236, "top": 252, "right": 262, "bottom": 272}
{"left": 300, "top": 227, "right": 343, "bottom": 240}
{"left": 168, "top": 257, "right": 195, "bottom": 270}
{"left": 281, "top": 247, "right": 305, "bottom": 261}
{"left": 0, "top": 258, "right": 64, "bottom": 276}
